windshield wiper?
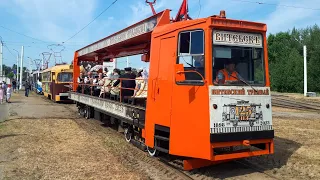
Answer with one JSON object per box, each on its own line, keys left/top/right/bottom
{"left": 229, "top": 74, "right": 258, "bottom": 93}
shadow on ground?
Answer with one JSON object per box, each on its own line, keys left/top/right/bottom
{"left": 186, "top": 136, "right": 301, "bottom": 179}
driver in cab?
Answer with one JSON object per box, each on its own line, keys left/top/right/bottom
{"left": 214, "top": 59, "right": 242, "bottom": 85}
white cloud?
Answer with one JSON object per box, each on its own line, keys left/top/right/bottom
{"left": 190, "top": 0, "right": 320, "bottom": 34}
{"left": 10, "top": 0, "right": 98, "bottom": 42}
{"left": 258, "top": 0, "right": 320, "bottom": 34}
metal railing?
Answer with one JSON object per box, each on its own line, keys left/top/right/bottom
{"left": 70, "top": 77, "right": 148, "bottom": 102}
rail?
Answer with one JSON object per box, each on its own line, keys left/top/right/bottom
{"left": 272, "top": 95, "right": 320, "bottom": 111}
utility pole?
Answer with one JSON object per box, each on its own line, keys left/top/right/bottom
{"left": 0, "top": 39, "right": 3, "bottom": 77}
{"left": 13, "top": 49, "right": 19, "bottom": 80}
{"left": 19, "top": 46, "right": 24, "bottom": 89}
{"left": 27, "top": 57, "right": 32, "bottom": 79}
{"left": 294, "top": 38, "right": 308, "bottom": 97}
{"left": 126, "top": 57, "right": 129, "bottom": 67}
{"left": 303, "top": 45, "right": 307, "bottom": 97}
{"left": 41, "top": 55, "right": 44, "bottom": 70}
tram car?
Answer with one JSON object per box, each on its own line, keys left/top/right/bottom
{"left": 31, "top": 70, "right": 43, "bottom": 94}
{"left": 42, "top": 64, "right": 73, "bottom": 102}
{"left": 68, "top": 0, "right": 274, "bottom": 170}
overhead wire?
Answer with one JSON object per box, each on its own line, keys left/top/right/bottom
{"left": 231, "top": 0, "right": 320, "bottom": 11}
{"left": 0, "top": 25, "right": 48, "bottom": 43}
{"left": 197, "top": 0, "right": 201, "bottom": 18}
{"left": 63, "top": 0, "right": 119, "bottom": 44}
{"left": 3, "top": 43, "right": 16, "bottom": 58}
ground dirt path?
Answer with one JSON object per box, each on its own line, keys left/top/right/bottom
{"left": 0, "top": 92, "right": 145, "bottom": 180}
{"left": 0, "top": 91, "right": 319, "bottom": 179}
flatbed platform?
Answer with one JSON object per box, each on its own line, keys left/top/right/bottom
{"left": 68, "top": 92, "right": 146, "bottom": 128}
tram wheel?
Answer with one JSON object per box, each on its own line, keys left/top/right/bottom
{"left": 147, "top": 146, "right": 159, "bottom": 157}
{"left": 124, "top": 128, "right": 132, "bottom": 143}
{"left": 78, "top": 107, "right": 82, "bottom": 116}
{"left": 84, "top": 106, "right": 90, "bottom": 119}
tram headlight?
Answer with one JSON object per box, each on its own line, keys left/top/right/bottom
{"left": 213, "top": 104, "right": 218, "bottom": 109}
{"left": 266, "top": 104, "right": 270, "bottom": 109}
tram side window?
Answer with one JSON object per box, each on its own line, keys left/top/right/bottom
{"left": 178, "top": 30, "right": 205, "bottom": 81}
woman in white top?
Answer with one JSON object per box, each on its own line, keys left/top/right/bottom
{"left": 110, "top": 69, "right": 120, "bottom": 96}
{"left": 133, "top": 68, "right": 148, "bottom": 98}
{"left": 99, "top": 71, "right": 113, "bottom": 98}
{"left": 6, "top": 84, "right": 12, "bottom": 103}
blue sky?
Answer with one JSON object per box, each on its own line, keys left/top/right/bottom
{"left": 1, "top": 0, "right": 319, "bottom": 71}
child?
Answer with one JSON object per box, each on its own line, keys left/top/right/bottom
{"left": 6, "top": 84, "right": 12, "bottom": 103}
{"left": 0, "top": 83, "right": 4, "bottom": 104}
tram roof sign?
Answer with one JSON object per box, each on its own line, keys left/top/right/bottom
{"left": 77, "top": 11, "right": 165, "bottom": 57}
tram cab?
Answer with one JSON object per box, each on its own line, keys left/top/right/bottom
{"left": 144, "top": 11, "right": 274, "bottom": 169}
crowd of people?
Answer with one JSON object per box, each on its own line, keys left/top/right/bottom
{"left": 76, "top": 67, "right": 149, "bottom": 101}
{"left": 0, "top": 81, "right": 12, "bottom": 104}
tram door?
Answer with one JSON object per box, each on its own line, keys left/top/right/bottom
{"left": 51, "top": 72, "right": 55, "bottom": 101}
{"left": 154, "top": 37, "right": 175, "bottom": 127}
{"left": 169, "top": 30, "right": 210, "bottom": 159}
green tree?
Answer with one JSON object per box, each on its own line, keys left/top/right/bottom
{"left": 268, "top": 24, "right": 320, "bottom": 93}
{"left": 7, "top": 72, "right": 14, "bottom": 79}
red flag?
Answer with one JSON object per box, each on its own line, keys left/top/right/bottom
{"left": 174, "top": 0, "right": 191, "bottom": 22}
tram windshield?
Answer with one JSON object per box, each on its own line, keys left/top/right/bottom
{"left": 58, "top": 72, "right": 73, "bottom": 83}
{"left": 212, "top": 31, "right": 265, "bottom": 86}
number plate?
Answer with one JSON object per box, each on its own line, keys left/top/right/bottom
{"left": 235, "top": 106, "right": 253, "bottom": 120}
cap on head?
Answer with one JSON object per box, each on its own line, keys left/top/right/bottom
{"left": 225, "top": 59, "right": 236, "bottom": 65}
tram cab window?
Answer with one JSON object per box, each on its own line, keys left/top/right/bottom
{"left": 212, "top": 45, "right": 265, "bottom": 85}
{"left": 177, "top": 30, "right": 205, "bottom": 82}
{"left": 58, "top": 72, "right": 73, "bottom": 83}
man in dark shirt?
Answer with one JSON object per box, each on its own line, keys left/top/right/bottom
{"left": 113, "top": 67, "right": 136, "bottom": 101}
{"left": 12, "top": 80, "right": 17, "bottom": 93}
{"left": 24, "top": 81, "right": 30, "bottom": 97}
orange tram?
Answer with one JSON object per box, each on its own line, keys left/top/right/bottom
{"left": 69, "top": 0, "right": 274, "bottom": 170}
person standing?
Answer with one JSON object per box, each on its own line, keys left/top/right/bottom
{"left": 12, "top": 79, "right": 17, "bottom": 93}
{"left": 16, "top": 81, "right": 20, "bottom": 93}
{"left": 6, "top": 84, "right": 12, "bottom": 103}
{"left": 2, "top": 82, "right": 7, "bottom": 102}
{"left": 25, "top": 81, "right": 31, "bottom": 97}
{"left": 0, "top": 83, "right": 4, "bottom": 104}
{"left": 112, "top": 67, "right": 136, "bottom": 101}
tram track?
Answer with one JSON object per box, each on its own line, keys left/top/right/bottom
{"left": 57, "top": 100, "right": 281, "bottom": 180}
{"left": 58, "top": 103, "right": 196, "bottom": 180}
{"left": 272, "top": 95, "right": 320, "bottom": 111}
{"left": 60, "top": 102, "right": 274, "bottom": 180}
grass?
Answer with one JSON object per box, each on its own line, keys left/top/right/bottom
{"left": 0, "top": 123, "right": 6, "bottom": 130}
